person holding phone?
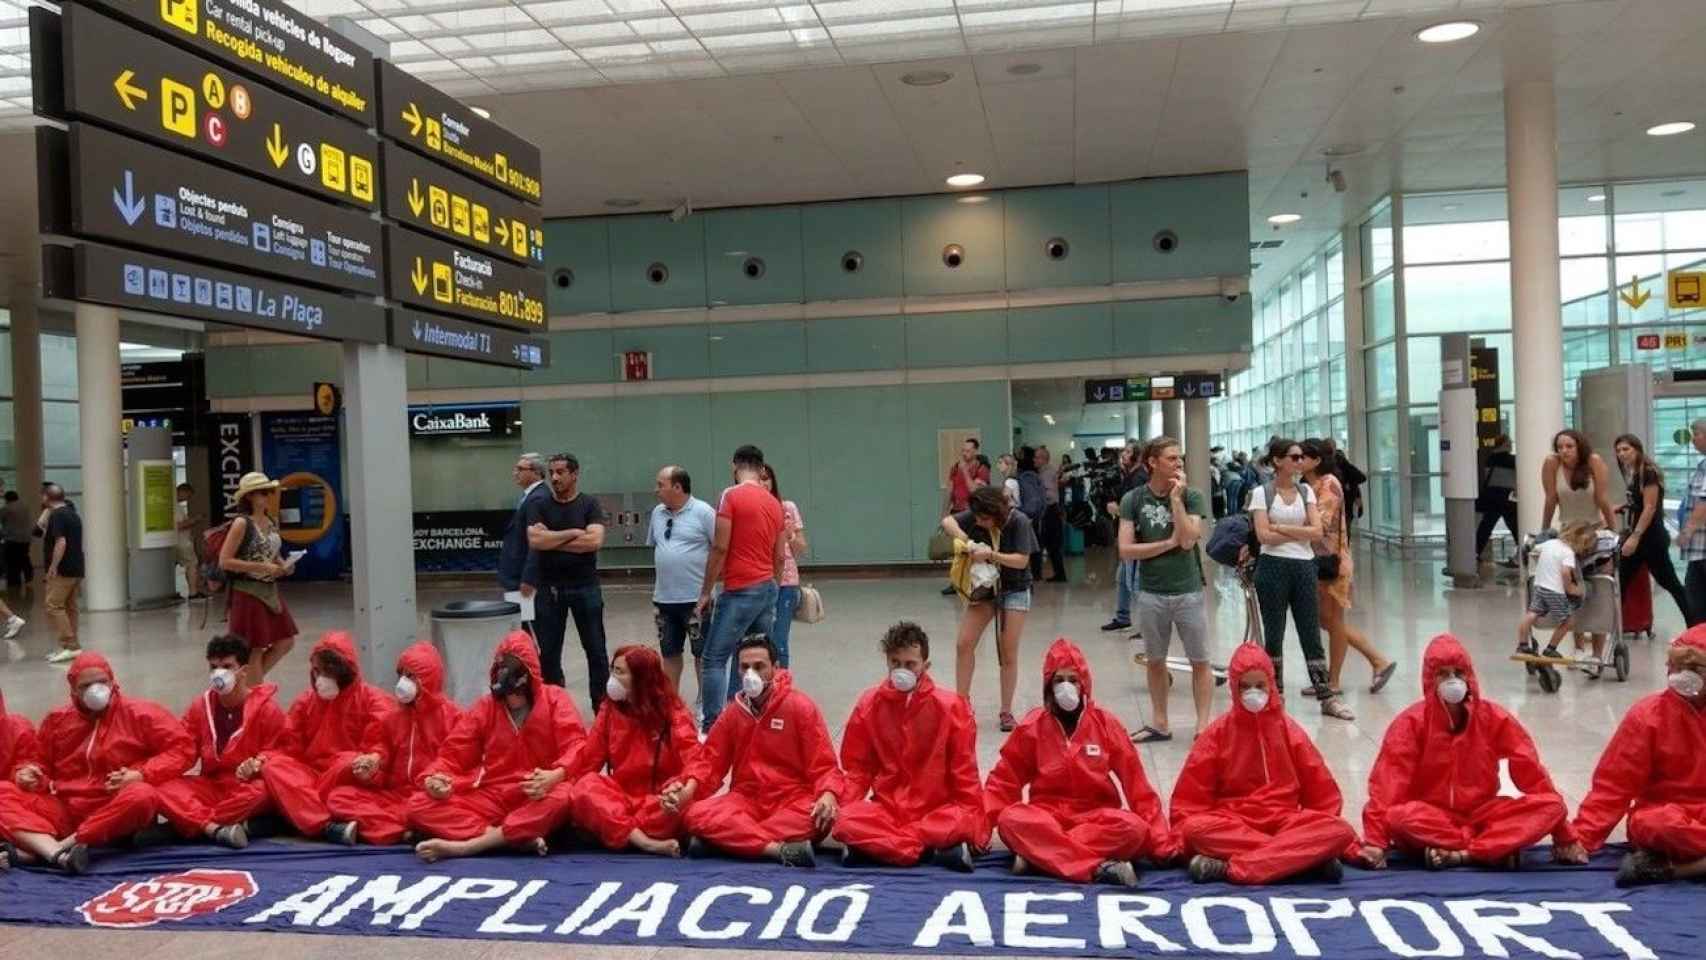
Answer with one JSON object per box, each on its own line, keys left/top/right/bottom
{"left": 219, "top": 473, "right": 300, "bottom": 680}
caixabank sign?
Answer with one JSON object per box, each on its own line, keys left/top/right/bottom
{"left": 407, "top": 402, "right": 519, "bottom": 439}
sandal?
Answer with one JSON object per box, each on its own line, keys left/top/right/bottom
{"left": 998, "top": 711, "right": 1016, "bottom": 733}
{"left": 1425, "top": 847, "right": 1467, "bottom": 870}
{"left": 1369, "top": 662, "right": 1398, "bottom": 694}
{"left": 1320, "top": 698, "right": 1355, "bottom": 722}
{"left": 1131, "top": 725, "right": 1173, "bottom": 744}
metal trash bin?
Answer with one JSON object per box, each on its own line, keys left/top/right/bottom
{"left": 430, "top": 600, "right": 521, "bottom": 705}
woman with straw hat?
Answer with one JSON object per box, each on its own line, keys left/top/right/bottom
{"left": 218, "top": 472, "right": 300, "bottom": 679}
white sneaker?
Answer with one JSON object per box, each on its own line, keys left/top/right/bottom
{"left": 45, "top": 648, "right": 79, "bottom": 664}
{"left": 2, "top": 616, "right": 23, "bottom": 639}
{"left": 1579, "top": 656, "right": 1603, "bottom": 677}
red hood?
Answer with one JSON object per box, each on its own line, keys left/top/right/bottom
{"left": 1673, "top": 624, "right": 1706, "bottom": 658}
{"left": 312, "top": 631, "right": 363, "bottom": 683}
{"left": 1042, "top": 637, "right": 1093, "bottom": 703}
{"left": 1421, "top": 633, "right": 1479, "bottom": 700}
{"left": 67, "top": 650, "right": 119, "bottom": 715}
{"left": 1228, "top": 644, "right": 1282, "bottom": 716}
{"left": 397, "top": 641, "right": 447, "bottom": 701}
{"left": 493, "top": 630, "right": 543, "bottom": 697}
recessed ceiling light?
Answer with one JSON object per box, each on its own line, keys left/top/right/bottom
{"left": 901, "top": 69, "right": 952, "bottom": 86}
{"left": 1043, "top": 413, "right": 1056, "bottom": 425}
{"left": 947, "top": 173, "right": 986, "bottom": 188}
{"left": 1416, "top": 21, "right": 1480, "bottom": 44}
{"left": 1586, "top": 194, "right": 1606, "bottom": 203}
{"left": 1007, "top": 63, "right": 1042, "bottom": 76}
{"left": 604, "top": 198, "right": 642, "bottom": 208}
{"left": 470, "top": 106, "right": 492, "bottom": 119}
{"left": 1321, "top": 144, "right": 1366, "bottom": 158}
{"left": 1267, "top": 213, "right": 1303, "bottom": 225}
{"left": 956, "top": 195, "right": 990, "bottom": 205}
{"left": 1646, "top": 121, "right": 1696, "bottom": 137}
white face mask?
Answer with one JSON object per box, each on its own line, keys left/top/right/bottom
{"left": 314, "top": 674, "right": 341, "bottom": 701}
{"left": 741, "top": 668, "right": 766, "bottom": 699}
{"left": 1240, "top": 688, "right": 1269, "bottom": 713}
{"left": 395, "top": 676, "right": 419, "bottom": 705}
{"left": 1437, "top": 677, "right": 1470, "bottom": 705}
{"left": 890, "top": 668, "right": 918, "bottom": 693}
{"left": 606, "top": 675, "right": 629, "bottom": 702}
{"left": 209, "top": 668, "right": 237, "bottom": 694}
{"left": 1668, "top": 669, "right": 1704, "bottom": 699}
{"left": 1052, "top": 679, "right": 1081, "bottom": 712}
{"left": 82, "top": 682, "right": 112, "bottom": 713}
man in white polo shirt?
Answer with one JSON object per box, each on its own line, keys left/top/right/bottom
{"left": 649, "top": 465, "right": 717, "bottom": 699}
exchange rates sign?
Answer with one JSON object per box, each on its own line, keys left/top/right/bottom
{"left": 378, "top": 60, "right": 542, "bottom": 204}
{"left": 45, "top": 241, "right": 386, "bottom": 344}
{"left": 382, "top": 143, "right": 544, "bottom": 267}
{"left": 44, "top": 5, "right": 378, "bottom": 209}
{"left": 385, "top": 226, "right": 546, "bottom": 332}
{"left": 391, "top": 309, "right": 549, "bottom": 370}
{"left": 41, "top": 123, "right": 383, "bottom": 295}
{"left": 76, "top": 0, "right": 375, "bottom": 124}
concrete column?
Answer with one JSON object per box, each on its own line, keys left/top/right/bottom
{"left": 1505, "top": 77, "right": 1564, "bottom": 535}
{"left": 342, "top": 341, "right": 417, "bottom": 679}
{"left": 74, "top": 303, "right": 126, "bottom": 610}
{"left": 9, "top": 289, "right": 44, "bottom": 528}
{"left": 1185, "top": 400, "right": 1212, "bottom": 500}
{"left": 1162, "top": 399, "right": 1184, "bottom": 442}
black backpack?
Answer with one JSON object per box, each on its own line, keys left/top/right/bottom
{"left": 1205, "top": 481, "right": 1272, "bottom": 566}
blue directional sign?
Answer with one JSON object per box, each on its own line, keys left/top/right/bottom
{"left": 389, "top": 307, "right": 550, "bottom": 371}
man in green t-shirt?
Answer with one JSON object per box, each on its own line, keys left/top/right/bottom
{"left": 1118, "top": 437, "right": 1210, "bottom": 743}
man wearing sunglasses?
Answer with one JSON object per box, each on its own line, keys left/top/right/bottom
{"left": 499, "top": 452, "right": 550, "bottom": 637}
{"left": 650, "top": 465, "right": 717, "bottom": 701}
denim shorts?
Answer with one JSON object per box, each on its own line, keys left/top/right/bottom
{"left": 999, "top": 588, "right": 1032, "bottom": 612}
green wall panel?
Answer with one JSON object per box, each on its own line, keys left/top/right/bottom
{"left": 611, "top": 325, "right": 710, "bottom": 380}
{"left": 544, "top": 220, "right": 613, "bottom": 315}
{"left": 704, "top": 206, "right": 804, "bottom": 306}
{"left": 610, "top": 394, "right": 714, "bottom": 496}
{"left": 707, "top": 391, "right": 810, "bottom": 531}
{"left": 1110, "top": 172, "right": 1250, "bottom": 283}
{"left": 518, "top": 398, "right": 619, "bottom": 488}
{"left": 805, "top": 315, "right": 905, "bottom": 373}
{"left": 709, "top": 319, "right": 806, "bottom": 378}
{"left": 806, "top": 386, "right": 911, "bottom": 563}
{"left": 1112, "top": 295, "right": 1253, "bottom": 356}
{"left": 904, "top": 381, "right": 1011, "bottom": 560}
{"left": 1003, "top": 185, "right": 1112, "bottom": 290}
{"left": 901, "top": 194, "right": 1006, "bottom": 296}
{"left": 608, "top": 217, "right": 707, "bottom": 312}
{"left": 800, "top": 199, "right": 904, "bottom": 302}
{"left": 422, "top": 356, "right": 522, "bottom": 389}
{"left": 521, "top": 329, "right": 616, "bottom": 386}
{"left": 1007, "top": 303, "right": 1113, "bottom": 363}
{"left": 905, "top": 310, "right": 1008, "bottom": 368}
{"left": 206, "top": 343, "right": 340, "bottom": 398}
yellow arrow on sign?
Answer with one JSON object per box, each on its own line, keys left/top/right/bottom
{"left": 411, "top": 257, "right": 428, "bottom": 295}
{"left": 1621, "top": 273, "right": 1652, "bottom": 310}
{"left": 401, "top": 102, "right": 422, "bottom": 137}
{"left": 265, "top": 124, "right": 288, "bottom": 168}
{"left": 407, "top": 179, "right": 424, "bottom": 217}
{"left": 494, "top": 220, "right": 509, "bottom": 244}
{"left": 113, "top": 69, "right": 147, "bottom": 110}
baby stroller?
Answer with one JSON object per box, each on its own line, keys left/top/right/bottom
{"left": 1514, "top": 530, "right": 1632, "bottom": 693}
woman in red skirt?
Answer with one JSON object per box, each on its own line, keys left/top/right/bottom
{"left": 218, "top": 472, "right": 300, "bottom": 679}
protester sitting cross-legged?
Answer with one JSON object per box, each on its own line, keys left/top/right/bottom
{"left": 1171, "top": 644, "right": 1360, "bottom": 885}
{"left": 409, "top": 631, "right": 588, "bottom": 863}
{"left": 569, "top": 645, "right": 700, "bottom": 858}
{"left": 1572, "top": 625, "right": 1706, "bottom": 887}
{"left": 984, "top": 637, "right": 1181, "bottom": 888}
{"left": 1359, "top": 633, "right": 1586, "bottom": 871}
{"left": 321, "top": 642, "right": 463, "bottom": 846}
{"left": 156, "top": 634, "right": 288, "bottom": 849}
{"left": 666, "top": 634, "right": 844, "bottom": 868}
{"left": 832, "top": 621, "right": 989, "bottom": 871}
{"left": 0, "top": 652, "right": 193, "bottom": 874}
{"left": 0, "top": 684, "right": 39, "bottom": 870}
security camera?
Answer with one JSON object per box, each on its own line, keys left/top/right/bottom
{"left": 667, "top": 199, "right": 692, "bottom": 223}
{"left": 1219, "top": 277, "right": 1242, "bottom": 303}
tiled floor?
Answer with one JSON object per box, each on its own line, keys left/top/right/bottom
{"left": 0, "top": 542, "right": 1682, "bottom": 955}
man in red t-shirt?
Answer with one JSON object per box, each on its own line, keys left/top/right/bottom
{"left": 941, "top": 438, "right": 990, "bottom": 596}
{"left": 696, "top": 444, "right": 786, "bottom": 732}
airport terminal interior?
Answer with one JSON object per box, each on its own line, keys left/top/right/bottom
{"left": 4, "top": 0, "right": 1706, "bottom": 957}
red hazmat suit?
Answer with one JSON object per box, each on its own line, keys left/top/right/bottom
{"left": 1572, "top": 627, "right": 1706, "bottom": 861}
{"left": 832, "top": 670, "right": 989, "bottom": 865}
{"left": 324, "top": 643, "right": 463, "bottom": 844}
{"left": 406, "top": 632, "right": 587, "bottom": 845}
{"left": 258, "top": 631, "right": 392, "bottom": 837}
{"left": 156, "top": 681, "right": 288, "bottom": 837}
{"left": 1363, "top": 634, "right": 1575, "bottom": 861}
{"left": 0, "top": 687, "right": 48, "bottom": 844}
{"left": 1171, "top": 644, "right": 1359, "bottom": 884}
{"left": 0, "top": 653, "right": 192, "bottom": 846}
{"left": 569, "top": 696, "right": 699, "bottom": 850}
{"left": 681, "top": 669, "right": 844, "bottom": 858}
{"left": 984, "top": 638, "right": 1179, "bottom": 882}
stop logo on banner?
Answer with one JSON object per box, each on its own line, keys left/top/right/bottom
{"left": 78, "top": 869, "right": 258, "bottom": 928}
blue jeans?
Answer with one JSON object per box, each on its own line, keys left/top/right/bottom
{"left": 700, "top": 580, "right": 778, "bottom": 731}
{"left": 1115, "top": 559, "right": 1138, "bottom": 622}
{"left": 773, "top": 585, "right": 800, "bottom": 668}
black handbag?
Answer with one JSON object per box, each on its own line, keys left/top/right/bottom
{"left": 1316, "top": 486, "right": 1345, "bottom": 581}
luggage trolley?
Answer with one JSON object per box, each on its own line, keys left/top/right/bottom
{"left": 1511, "top": 530, "right": 1633, "bottom": 693}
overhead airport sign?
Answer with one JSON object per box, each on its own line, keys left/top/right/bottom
{"left": 75, "top": 0, "right": 375, "bottom": 124}
{"left": 46, "top": 5, "right": 378, "bottom": 209}
{"left": 41, "top": 123, "right": 383, "bottom": 295}
{"left": 378, "top": 60, "right": 542, "bottom": 204}
{"left": 382, "top": 143, "right": 544, "bottom": 267}
{"left": 390, "top": 308, "right": 550, "bottom": 370}
{"left": 385, "top": 226, "right": 546, "bottom": 332}
{"left": 45, "top": 241, "right": 386, "bottom": 344}
{"left": 1083, "top": 373, "right": 1222, "bottom": 404}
